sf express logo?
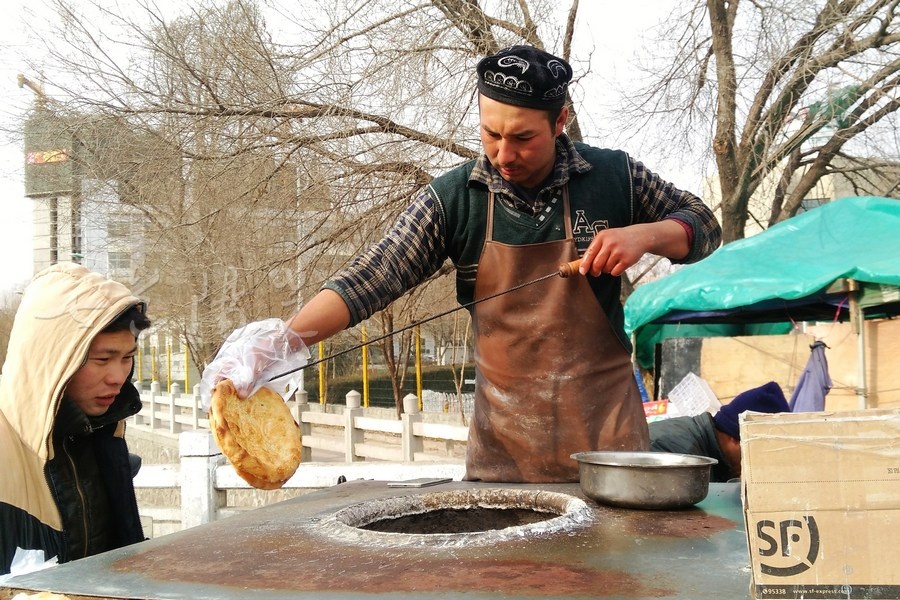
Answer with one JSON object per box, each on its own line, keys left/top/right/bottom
{"left": 755, "top": 515, "right": 820, "bottom": 576}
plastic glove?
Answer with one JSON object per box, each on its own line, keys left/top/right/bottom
{"left": 199, "top": 318, "right": 311, "bottom": 411}
{"left": 0, "top": 547, "right": 58, "bottom": 583}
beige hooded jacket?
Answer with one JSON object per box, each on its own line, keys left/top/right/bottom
{"left": 0, "top": 262, "right": 144, "bottom": 533}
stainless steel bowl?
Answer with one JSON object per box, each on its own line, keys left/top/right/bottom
{"left": 570, "top": 451, "right": 718, "bottom": 510}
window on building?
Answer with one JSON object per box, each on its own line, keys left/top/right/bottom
{"left": 108, "top": 251, "right": 131, "bottom": 271}
{"left": 107, "top": 218, "right": 130, "bottom": 241}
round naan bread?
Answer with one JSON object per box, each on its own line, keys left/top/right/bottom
{"left": 210, "top": 379, "right": 302, "bottom": 490}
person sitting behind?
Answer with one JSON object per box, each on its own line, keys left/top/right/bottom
{"left": 649, "top": 381, "right": 790, "bottom": 482}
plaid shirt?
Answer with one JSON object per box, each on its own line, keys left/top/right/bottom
{"left": 325, "top": 134, "right": 721, "bottom": 326}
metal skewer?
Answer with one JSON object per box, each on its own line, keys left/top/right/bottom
{"left": 265, "top": 259, "right": 583, "bottom": 382}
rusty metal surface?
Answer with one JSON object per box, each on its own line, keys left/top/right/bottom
{"left": 1, "top": 481, "right": 751, "bottom": 599}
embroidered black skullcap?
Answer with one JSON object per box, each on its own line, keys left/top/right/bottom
{"left": 476, "top": 45, "right": 572, "bottom": 110}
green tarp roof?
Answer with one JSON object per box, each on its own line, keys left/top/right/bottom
{"left": 624, "top": 196, "right": 900, "bottom": 368}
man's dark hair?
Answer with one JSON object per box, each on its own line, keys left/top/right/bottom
{"left": 476, "top": 93, "right": 565, "bottom": 132}
{"left": 102, "top": 304, "right": 151, "bottom": 336}
{"left": 547, "top": 106, "right": 563, "bottom": 129}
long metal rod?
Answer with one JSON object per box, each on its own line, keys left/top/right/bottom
{"left": 266, "top": 260, "right": 580, "bottom": 382}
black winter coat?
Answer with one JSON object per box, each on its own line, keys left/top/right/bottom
{"left": 1, "top": 385, "right": 146, "bottom": 574}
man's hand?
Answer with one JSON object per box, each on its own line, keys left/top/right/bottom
{"left": 579, "top": 227, "right": 648, "bottom": 277}
{"left": 579, "top": 221, "right": 690, "bottom": 277}
{"left": 199, "top": 318, "right": 311, "bottom": 410}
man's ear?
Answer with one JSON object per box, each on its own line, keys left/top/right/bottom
{"left": 555, "top": 106, "right": 569, "bottom": 136}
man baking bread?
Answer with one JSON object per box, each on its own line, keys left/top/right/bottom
{"left": 202, "top": 45, "right": 721, "bottom": 483}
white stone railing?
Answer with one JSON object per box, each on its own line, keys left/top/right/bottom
{"left": 130, "top": 383, "right": 470, "bottom": 536}
{"left": 133, "top": 382, "right": 470, "bottom": 463}
{"left": 133, "top": 431, "right": 466, "bottom": 536}
{"left": 134, "top": 382, "right": 209, "bottom": 433}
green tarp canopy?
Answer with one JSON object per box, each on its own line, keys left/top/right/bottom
{"left": 625, "top": 196, "right": 900, "bottom": 369}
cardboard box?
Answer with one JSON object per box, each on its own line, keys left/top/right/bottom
{"left": 740, "top": 408, "right": 900, "bottom": 599}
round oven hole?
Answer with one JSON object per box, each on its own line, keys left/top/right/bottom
{"left": 324, "top": 488, "right": 593, "bottom": 546}
{"left": 360, "top": 506, "right": 554, "bottom": 534}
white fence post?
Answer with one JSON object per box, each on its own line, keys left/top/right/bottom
{"left": 344, "top": 391, "right": 363, "bottom": 462}
{"left": 293, "top": 390, "right": 312, "bottom": 463}
{"left": 169, "top": 382, "right": 181, "bottom": 434}
{"left": 133, "top": 384, "right": 145, "bottom": 427}
{"left": 149, "top": 381, "right": 161, "bottom": 431}
{"left": 401, "top": 394, "right": 423, "bottom": 462}
{"left": 179, "top": 430, "right": 224, "bottom": 529}
{"left": 402, "top": 393, "right": 420, "bottom": 415}
{"left": 192, "top": 384, "right": 202, "bottom": 429}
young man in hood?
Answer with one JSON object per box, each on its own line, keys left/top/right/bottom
{"left": 0, "top": 263, "right": 150, "bottom": 576}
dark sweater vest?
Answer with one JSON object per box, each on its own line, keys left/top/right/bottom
{"left": 428, "top": 143, "right": 635, "bottom": 349}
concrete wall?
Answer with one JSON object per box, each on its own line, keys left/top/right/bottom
{"left": 696, "top": 319, "right": 900, "bottom": 410}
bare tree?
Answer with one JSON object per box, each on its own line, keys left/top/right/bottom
{"left": 621, "top": 0, "right": 900, "bottom": 242}
{"left": 0, "top": 291, "right": 23, "bottom": 368}
{"left": 447, "top": 309, "right": 473, "bottom": 423}
{"left": 12, "top": 0, "right": 587, "bottom": 409}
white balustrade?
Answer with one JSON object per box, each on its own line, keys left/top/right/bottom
{"left": 130, "top": 387, "right": 470, "bottom": 533}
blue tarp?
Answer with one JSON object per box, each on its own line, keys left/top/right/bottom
{"left": 625, "top": 196, "right": 900, "bottom": 368}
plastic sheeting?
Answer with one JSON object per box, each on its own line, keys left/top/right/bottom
{"left": 625, "top": 197, "right": 900, "bottom": 368}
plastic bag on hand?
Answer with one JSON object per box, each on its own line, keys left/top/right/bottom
{"left": 199, "top": 318, "right": 311, "bottom": 411}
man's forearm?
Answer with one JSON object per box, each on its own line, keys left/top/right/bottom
{"left": 637, "top": 219, "right": 691, "bottom": 260}
{"left": 286, "top": 289, "right": 351, "bottom": 347}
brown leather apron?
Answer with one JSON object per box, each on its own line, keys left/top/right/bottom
{"left": 465, "top": 188, "right": 650, "bottom": 483}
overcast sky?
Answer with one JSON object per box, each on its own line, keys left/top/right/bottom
{"left": 0, "top": 0, "right": 37, "bottom": 295}
{"left": 0, "top": 1, "right": 681, "bottom": 295}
